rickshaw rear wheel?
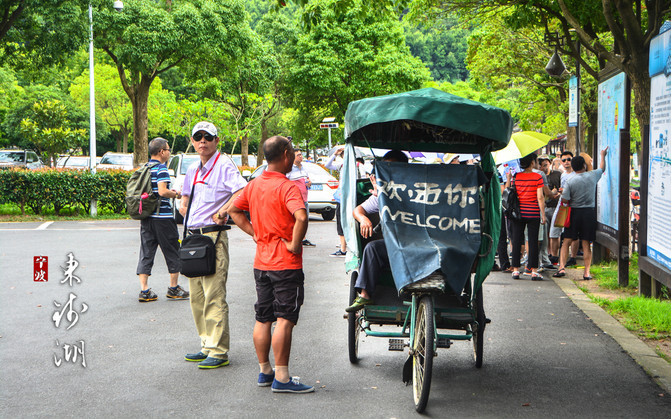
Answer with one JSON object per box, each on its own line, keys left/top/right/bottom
{"left": 348, "top": 271, "right": 360, "bottom": 364}
{"left": 412, "top": 295, "right": 434, "bottom": 413}
{"left": 472, "top": 288, "right": 485, "bottom": 368}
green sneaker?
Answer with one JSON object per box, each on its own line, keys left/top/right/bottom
{"left": 345, "top": 296, "right": 373, "bottom": 312}
{"left": 197, "top": 357, "right": 230, "bottom": 369}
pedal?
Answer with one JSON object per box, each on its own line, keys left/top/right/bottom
{"left": 388, "top": 339, "right": 405, "bottom": 351}
{"left": 436, "top": 338, "right": 452, "bottom": 348}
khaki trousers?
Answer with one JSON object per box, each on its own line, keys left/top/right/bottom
{"left": 188, "top": 230, "right": 229, "bottom": 359}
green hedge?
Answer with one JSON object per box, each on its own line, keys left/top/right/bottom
{"left": 0, "top": 168, "right": 131, "bottom": 215}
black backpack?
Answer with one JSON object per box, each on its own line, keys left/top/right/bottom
{"left": 125, "top": 162, "right": 160, "bottom": 220}
{"left": 502, "top": 174, "right": 522, "bottom": 221}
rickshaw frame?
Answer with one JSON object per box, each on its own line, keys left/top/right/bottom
{"left": 341, "top": 88, "right": 512, "bottom": 413}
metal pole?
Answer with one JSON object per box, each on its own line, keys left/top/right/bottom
{"left": 575, "top": 40, "right": 581, "bottom": 156}
{"left": 327, "top": 127, "right": 332, "bottom": 149}
{"left": 89, "top": 4, "right": 97, "bottom": 216}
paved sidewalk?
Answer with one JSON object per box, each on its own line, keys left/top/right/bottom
{"left": 553, "top": 267, "right": 671, "bottom": 393}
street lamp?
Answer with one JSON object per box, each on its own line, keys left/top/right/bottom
{"left": 544, "top": 30, "right": 581, "bottom": 155}
{"left": 89, "top": 1, "right": 123, "bottom": 216}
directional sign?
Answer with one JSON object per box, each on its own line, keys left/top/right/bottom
{"left": 320, "top": 123, "right": 339, "bottom": 129}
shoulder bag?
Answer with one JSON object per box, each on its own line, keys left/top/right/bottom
{"left": 554, "top": 201, "right": 572, "bottom": 228}
{"left": 179, "top": 179, "right": 220, "bottom": 278}
{"left": 502, "top": 174, "right": 522, "bottom": 221}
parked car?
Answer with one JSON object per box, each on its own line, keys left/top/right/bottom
{"left": 230, "top": 154, "right": 258, "bottom": 168}
{"left": 167, "top": 152, "right": 239, "bottom": 223}
{"left": 97, "top": 152, "right": 133, "bottom": 170}
{"left": 249, "top": 161, "right": 338, "bottom": 220}
{"left": 57, "top": 155, "right": 93, "bottom": 170}
{"left": 0, "top": 149, "right": 44, "bottom": 170}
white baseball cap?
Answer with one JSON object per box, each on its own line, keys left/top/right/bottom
{"left": 191, "top": 121, "right": 217, "bottom": 137}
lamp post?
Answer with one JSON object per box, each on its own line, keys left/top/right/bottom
{"left": 88, "top": 1, "right": 123, "bottom": 216}
{"left": 544, "top": 30, "right": 581, "bottom": 155}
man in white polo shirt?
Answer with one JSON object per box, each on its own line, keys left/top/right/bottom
{"left": 179, "top": 121, "right": 247, "bottom": 369}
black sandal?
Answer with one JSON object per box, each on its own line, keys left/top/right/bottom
{"left": 553, "top": 269, "right": 566, "bottom": 278}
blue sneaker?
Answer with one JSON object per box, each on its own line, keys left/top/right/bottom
{"left": 258, "top": 372, "right": 275, "bottom": 387}
{"left": 197, "top": 357, "right": 230, "bottom": 369}
{"left": 184, "top": 351, "right": 207, "bottom": 362}
{"left": 271, "top": 377, "right": 314, "bottom": 393}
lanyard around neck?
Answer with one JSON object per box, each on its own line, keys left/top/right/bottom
{"left": 193, "top": 152, "right": 220, "bottom": 186}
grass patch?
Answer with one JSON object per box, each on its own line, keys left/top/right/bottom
{"left": 590, "top": 253, "right": 639, "bottom": 291}
{"left": 0, "top": 202, "right": 129, "bottom": 222}
{"left": 595, "top": 296, "right": 671, "bottom": 339}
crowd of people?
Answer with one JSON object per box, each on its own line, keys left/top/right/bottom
{"left": 495, "top": 148, "right": 608, "bottom": 282}
{"left": 131, "top": 126, "right": 607, "bottom": 393}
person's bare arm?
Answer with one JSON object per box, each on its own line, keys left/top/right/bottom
{"left": 354, "top": 205, "right": 374, "bottom": 238}
{"left": 229, "top": 204, "right": 255, "bottom": 239}
{"left": 599, "top": 147, "right": 609, "bottom": 171}
{"left": 157, "top": 181, "right": 180, "bottom": 199}
{"left": 179, "top": 195, "right": 189, "bottom": 217}
{"left": 282, "top": 208, "right": 308, "bottom": 254}
{"left": 212, "top": 188, "right": 244, "bottom": 225}
{"left": 537, "top": 187, "right": 546, "bottom": 224}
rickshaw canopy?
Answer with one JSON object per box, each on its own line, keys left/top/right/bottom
{"left": 344, "top": 88, "right": 513, "bottom": 153}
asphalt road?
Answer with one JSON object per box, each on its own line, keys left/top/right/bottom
{"left": 0, "top": 219, "right": 669, "bottom": 418}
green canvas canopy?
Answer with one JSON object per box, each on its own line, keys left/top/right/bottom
{"left": 344, "top": 88, "right": 513, "bottom": 153}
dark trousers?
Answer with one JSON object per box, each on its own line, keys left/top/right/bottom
{"left": 136, "top": 217, "right": 181, "bottom": 275}
{"left": 510, "top": 217, "right": 541, "bottom": 269}
{"left": 354, "top": 239, "right": 389, "bottom": 294}
{"left": 497, "top": 213, "right": 511, "bottom": 269}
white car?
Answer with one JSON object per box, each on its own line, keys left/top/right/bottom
{"left": 57, "top": 155, "right": 93, "bottom": 169}
{"left": 167, "top": 153, "right": 239, "bottom": 223}
{"left": 249, "top": 161, "right": 338, "bottom": 220}
{"left": 97, "top": 152, "right": 134, "bottom": 170}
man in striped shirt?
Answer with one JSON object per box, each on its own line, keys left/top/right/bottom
{"left": 136, "top": 137, "right": 189, "bottom": 302}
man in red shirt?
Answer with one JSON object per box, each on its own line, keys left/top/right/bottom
{"left": 229, "top": 135, "right": 314, "bottom": 394}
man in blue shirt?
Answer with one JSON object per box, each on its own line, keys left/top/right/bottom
{"left": 136, "top": 137, "right": 189, "bottom": 302}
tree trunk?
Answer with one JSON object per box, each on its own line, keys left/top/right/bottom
{"left": 258, "top": 118, "right": 268, "bottom": 164}
{"left": 629, "top": 67, "right": 650, "bottom": 142}
{"left": 241, "top": 133, "right": 249, "bottom": 167}
{"left": 122, "top": 126, "right": 130, "bottom": 153}
{"left": 131, "top": 77, "right": 152, "bottom": 167}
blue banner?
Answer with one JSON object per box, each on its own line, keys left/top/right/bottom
{"left": 376, "top": 162, "right": 484, "bottom": 294}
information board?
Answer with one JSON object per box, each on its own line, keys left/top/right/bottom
{"left": 596, "top": 72, "right": 626, "bottom": 234}
{"left": 647, "top": 30, "right": 671, "bottom": 270}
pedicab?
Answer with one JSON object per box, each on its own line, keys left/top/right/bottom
{"left": 340, "top": 88, "right": 513, "bottom": 413}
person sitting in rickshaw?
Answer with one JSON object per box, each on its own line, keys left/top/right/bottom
{"left": 345, "top": 150, "right": 408, "bottom": 312}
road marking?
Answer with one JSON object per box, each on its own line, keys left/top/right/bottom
{"left": 36, "top": 222, "right": 54, "bottom": 230}
{"left": 0, "top": 227, "right": 138, "bottom": 231}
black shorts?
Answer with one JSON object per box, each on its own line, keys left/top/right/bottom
{"left": 253, "top": 269, "right": 304, "bottom": 324}
{"left": 563, "top": 207, "right": 597, "bottom": 242}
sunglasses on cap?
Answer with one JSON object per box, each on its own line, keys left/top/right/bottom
{"left": 562, "top": 158, "right": 572, "bottom": 162}
{"left": 193, "top": 132, "right": 215, "bottom": 142}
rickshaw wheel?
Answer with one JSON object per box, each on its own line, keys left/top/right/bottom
{"left": 472, "top": 288, "right": 485, "bottom": 368}
{"left": 348, "top": 271, "right": 360, "bottom": 364}
{"left": 412, "top": 295, "right": 434, "bottom": 413}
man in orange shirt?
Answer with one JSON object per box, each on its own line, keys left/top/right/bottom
{"left": 229, "top": 135, "right": 314, "bottom": 394}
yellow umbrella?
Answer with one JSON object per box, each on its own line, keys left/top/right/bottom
{"left": 492, "top": 131, "right": 551, "bottom": 164}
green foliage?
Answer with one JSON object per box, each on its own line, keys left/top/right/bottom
{"left": 403, "top": 18, "right": 470, "bottom": 82}
{"left": 0, "top": 168, "right": 130, "bottom": 215}
{"left": 286, "top": 0, "right": 430, "bottom": 144}
{"left": 0, "top": 0, "right": 89, "bottom": 68}
{"left": 596, "top": 296, "right": 671, "bottom": 339}
{"left": 2, "top": 83, "right": 92, "bottom": 151}
{"left": 18, "top": 100, "right": 88, "bottom": 166}
{"left": 591, "top": 252, "right": 640, "bottom": 291}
